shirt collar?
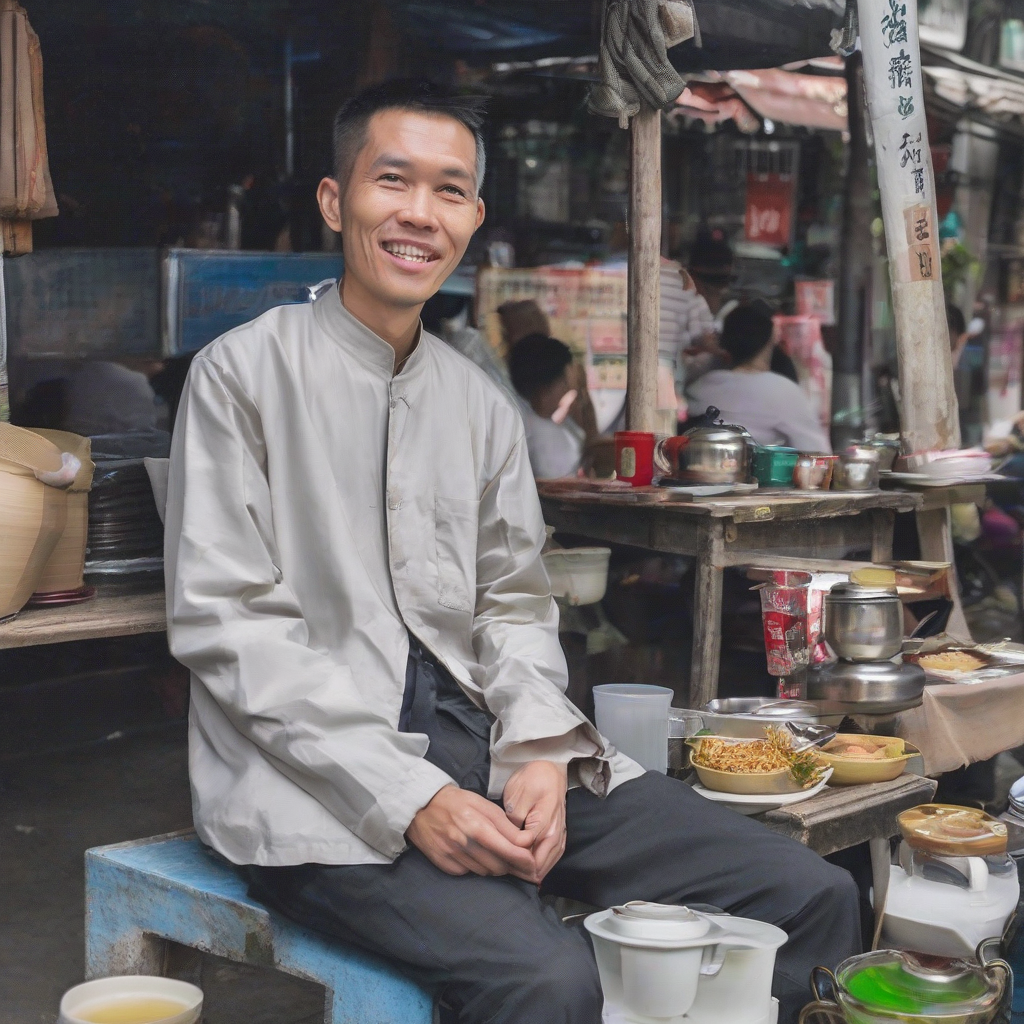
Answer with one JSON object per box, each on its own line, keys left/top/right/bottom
{"left": 313, "top": 281, "right": 427, "bottom": 382}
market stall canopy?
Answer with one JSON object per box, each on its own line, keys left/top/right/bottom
{"left": 674, "top": 64, "right": 848, "bottom": 133}
{"left": 923, "top": 65, "right": 1024, "bottom": 133}
{"left": 388, "top": 0, "right": 846, "bottom": 73}
{"left": 0, "top": 0, "right": 56, "bottom": 220}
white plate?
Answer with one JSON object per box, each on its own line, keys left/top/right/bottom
{"left": 691, "top": 768, "right": 833, "bottom": 815}
{"left": 882, "top": 471, "right": 1006, "bottom": 487}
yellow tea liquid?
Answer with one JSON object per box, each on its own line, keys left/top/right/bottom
{"left": 76, "top": 996, "right": 188, "bottom": 1023}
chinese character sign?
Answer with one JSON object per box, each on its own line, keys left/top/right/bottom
{"left": 856, "top": 0, "right": 958, "bottom": 451}
{"left": 744, "top": 173, "right": 793, "bottom": 246}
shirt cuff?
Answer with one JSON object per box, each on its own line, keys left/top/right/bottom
{"left": 360, "top": 759, "right": 455, "bottom": 859}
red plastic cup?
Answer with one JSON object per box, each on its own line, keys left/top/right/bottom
{"left": 615, "top": 431, "right": 655, "bottom": 486}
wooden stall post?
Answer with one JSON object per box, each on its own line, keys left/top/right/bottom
{"left": 626, "top": 104, "right": 662, "bottom": 433}
{"left": 856, "top": 0, "right": 959, "bottom": 454}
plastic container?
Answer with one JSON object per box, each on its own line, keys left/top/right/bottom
{"left": 614, "top": 431, "right": 655, "bottom": 486}
{"left": 593, "top": 684, "right": 673, "bottom": 773}
{"left": 752, "top": 446, "right": 799, "bottom": 488}
{"left": 542, "top": 547, "right": 611, "bottom": 606}
{"left": 757, "top": 570, "right": 812, "bottom": 678}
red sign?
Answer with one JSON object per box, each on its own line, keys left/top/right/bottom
{"left": 745, "top": 173, "right": 793, "bottom": 246}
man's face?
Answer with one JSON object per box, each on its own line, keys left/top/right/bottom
{"left": 531, "top": 369, "right": 573, "bottom": 420}
{"left": 318, "top": 108, "right": 484, "bottom": 311}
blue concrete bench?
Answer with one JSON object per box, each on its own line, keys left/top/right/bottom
{"left": 85, "top": 830, "right": 434, "bottom": 1024}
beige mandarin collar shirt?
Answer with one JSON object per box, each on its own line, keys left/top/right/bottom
{"left": 165, "top": 285, "right": 642, "bottom": 867}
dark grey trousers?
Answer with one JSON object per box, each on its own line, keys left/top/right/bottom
{"left": 247, "top": 640, "right": 861, "bottom": 1024}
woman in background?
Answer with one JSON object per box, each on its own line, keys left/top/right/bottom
{"left": 687, "top": 303, "right": 831, "bottom": 452}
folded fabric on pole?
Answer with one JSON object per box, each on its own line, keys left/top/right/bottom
{"left": 0, "top": 0, "right": 56, "bottom": 220}
{"left": 589, "top": 0, "right": 697, "bottom": 126}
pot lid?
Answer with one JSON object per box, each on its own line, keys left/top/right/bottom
{"left": 606, "top": 902, "right": 711, "bottom": 944}
{"left": 836, "top": 950, "right": 1002, "bottom": 1018}
{"left": 584, "top": 906, "right": 787, "bottom": 951}
{"left": 684, "top": 423, "right": 749, "bottom": 443}
{"left": 827, "top": 580, "right": 899, "bottom": 603}
{"left": 898, "top": 804, "right": 1008, "bottom": 857}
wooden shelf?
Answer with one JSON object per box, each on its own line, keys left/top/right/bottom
{"left": 0, "top": 589, "right": 167, "bottom": 650}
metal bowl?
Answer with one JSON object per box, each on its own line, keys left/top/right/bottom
{"left": 833, "top": 447, "right": 881, "bottom": 491}
{"left": 803, "top": 659, "right": 927, "bottom": 714}
{"left": 700, "top": 697, "right": 831, "bottom": 737}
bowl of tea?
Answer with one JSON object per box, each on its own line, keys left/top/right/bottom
{"left": 59, "top": 976, "right": 202, "bottom": 1024}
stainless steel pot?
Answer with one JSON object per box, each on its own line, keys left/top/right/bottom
{"left": 834, "top": 446, "right": 881, "bottom": 491}
{"left": 824, "top": 581, "right": 903, "bottom": 662}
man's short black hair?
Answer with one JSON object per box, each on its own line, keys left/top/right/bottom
{"left": 720, "top": 302, "right": 775, "bottom": 367}
{"left": 508, "top": 333, "right": 573, "bottom": 401}
{"left": 332, "top": 78, "right": 487, "bottom": 195}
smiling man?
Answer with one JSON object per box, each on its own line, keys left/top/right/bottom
{"left": 164, "top": 79, "right": 861, "bottom": 1024}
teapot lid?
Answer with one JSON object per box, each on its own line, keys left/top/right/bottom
{"left": 827, "top": 580, "right": 899, "bottom": 603}
{"left": 898, "top": 804, "right": 1008, "bottom": 857}
{"left": 683, "top": 406, "right": 750, "bottom": 442}
{"left": 836, "top": 950, "right": 1003, "bottom": 1018}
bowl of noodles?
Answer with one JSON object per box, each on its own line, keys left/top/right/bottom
{"left": 688, "top": 728, "right": 827, "bottom": 795}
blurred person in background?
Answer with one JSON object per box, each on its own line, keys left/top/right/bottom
{"left": 497, "top": 298, "right": 550, "bottom": 352}
{"left": 687, "top": 302, "right": 831, "bottom": 452}
{"left": 509, "top": 332, "right": 598, "bottom": 478}
{"left": 659, "top": 258, "right": 715, "bottom": 429}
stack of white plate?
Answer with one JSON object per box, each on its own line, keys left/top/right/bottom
{"left": 1009, "top": 776, "right": 1024, "bottom": 821}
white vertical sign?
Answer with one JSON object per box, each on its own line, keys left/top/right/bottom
{"left": 857, "top": 0, "right": 960, "bottom": 451}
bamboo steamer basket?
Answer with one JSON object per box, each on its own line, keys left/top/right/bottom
{"left": 29, "top": 429, "right": 94, "bottom": 594}
{"left": 0, "top": 424, "right": 68, "bottom": 618}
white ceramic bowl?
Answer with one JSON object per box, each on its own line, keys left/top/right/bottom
{"left": 59, "top": 976, "right": 203, "bottom": 1024}
{"left": 543, "top": 546, "right": 611, "bottom": 606}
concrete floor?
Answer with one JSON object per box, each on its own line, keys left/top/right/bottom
{"left": 0, "top": 725, "right": 324, "bottom": 1024}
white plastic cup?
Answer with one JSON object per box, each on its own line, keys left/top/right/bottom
{"left": 593, "top": 684, "right": 674, "bottom": 773}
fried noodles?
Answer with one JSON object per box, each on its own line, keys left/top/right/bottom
{"left": 691, "top": 726, "right": 824, "bottom": 787}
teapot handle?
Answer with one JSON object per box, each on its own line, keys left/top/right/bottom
{"left": 810, "top": 966, "right": 838, "bottom": 1004}
{"left": 798, "top": 1002, "right": 845, "bottom": 1024}
{"left": 699, "top": 942, "right": 728, "bottom": 978}
{"left": 976, "top": 938, "right": 1013, "bottom": 1014}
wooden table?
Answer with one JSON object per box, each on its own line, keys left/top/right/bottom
{"left": 541, "top": 489, "right": 921, "bottom": 707}
{"left": 758, "top": 773, "right": 936, "bottom": 855}
{"left": 0, "top": 588, "right": 166, "bottom": 650}
{"left": 758, "top": 773, "right": 938, "bottom": 944}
